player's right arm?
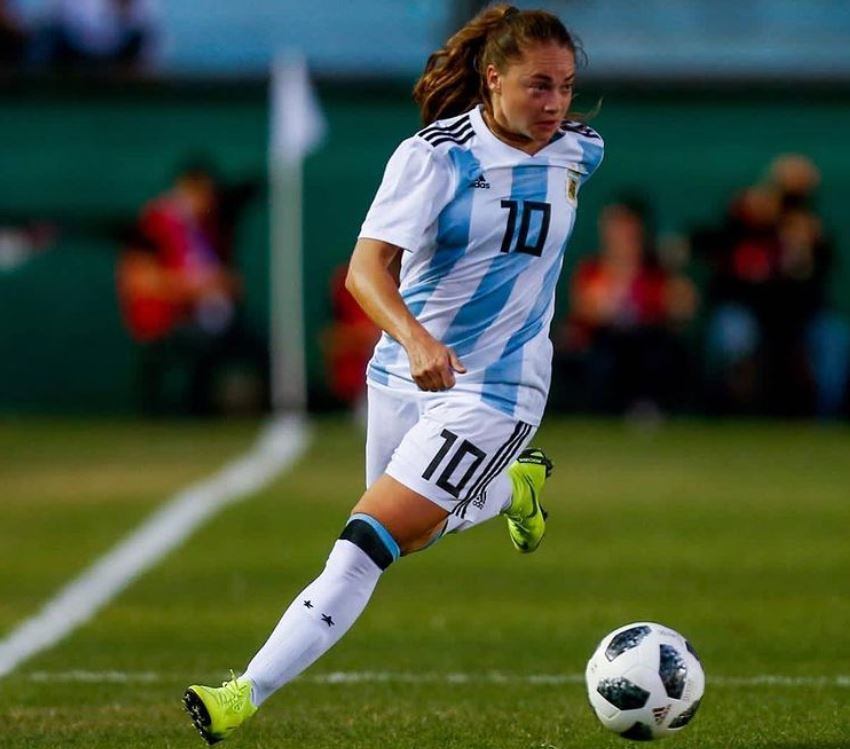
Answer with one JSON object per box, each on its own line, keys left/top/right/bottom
{"left": 352, "top": 136, "right": 465, "bottom": 391}
{"left": 346, "top": 238, "right": 465, "bottom": 392}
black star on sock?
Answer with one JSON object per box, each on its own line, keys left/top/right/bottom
{"left": 303, "top": 600, "right": 313, "bottom": 609}
{"left": 321, "top": 613, "right": 335, "bottom": 627}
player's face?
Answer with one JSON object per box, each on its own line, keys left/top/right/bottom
{"left": 487, "top": 43, "right": 575, "bottom": 151}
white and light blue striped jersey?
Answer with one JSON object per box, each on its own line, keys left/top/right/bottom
{"left": 359, "top": 104, "right": 604, "bottom": 425}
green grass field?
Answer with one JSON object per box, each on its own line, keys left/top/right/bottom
{"left": 1, "top": 416, "right": 849, "bottom": 748}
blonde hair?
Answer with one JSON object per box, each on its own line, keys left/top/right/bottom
{"left": 413, "top": 4, "right": 583, "bottom": 126}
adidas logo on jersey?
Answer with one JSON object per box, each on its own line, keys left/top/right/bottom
{"left": 471, "top": 175, "right": 490, "bottom": 189}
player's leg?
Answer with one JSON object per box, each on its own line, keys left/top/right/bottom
{"left": 240, "top": 476, "right": 445, "bottom": 700}
{"left": 363, "top": 385, "right": 551, "bottom": 552}
{"left": 182, "top": 395, "right": 545, "bottom": 743}
{"left": 184, "top": 477, "right": 446, "bottom": 744}
{"left": 183, "top": 387, "right": 430, "bottom": 744}
{"left": 440, "top": 447, "right": 553, "bottom": 552}
{"left": 417, "top": 456, "right": 554, "bottom": 551}
{"left": 381, "top": 399, "right": 552, "bottom": 553}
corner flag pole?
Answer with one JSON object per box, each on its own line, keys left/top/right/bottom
{"left": 269, "top": 55, "right": 326, "bottom": 413}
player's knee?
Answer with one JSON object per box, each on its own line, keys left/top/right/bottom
{"left": 397, "top": 519, "right": 447, "bottom": 556}
{"left": 339, "top": 513, "right": 400, "bottom": 570}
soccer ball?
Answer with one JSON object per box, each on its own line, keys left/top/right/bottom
{"left": 585, "top": 622, "right": 704, "bottom": 741}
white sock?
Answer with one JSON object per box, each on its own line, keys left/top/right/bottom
{"left": 442, "top": 471, "right": 514, "bottom": 536}
{"left": 243, "top": 539, "right": 383, "bottom": 705}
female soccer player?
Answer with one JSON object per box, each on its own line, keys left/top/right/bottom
{"left": 184, "top": 5, "right": 603, "bottom": 743}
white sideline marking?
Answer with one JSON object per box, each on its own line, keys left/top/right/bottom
{"left": 24, "top": 670, "right": 850, "bottom": 688}
{"left": 28, "top": 670, "right": 160, "bottom": 683}
{"left": 0, "top": 416, "right": 310, "bottom": 680}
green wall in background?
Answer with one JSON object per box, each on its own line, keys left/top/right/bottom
{"left": 1, "top": 80, "right": 848, "bottom": 412}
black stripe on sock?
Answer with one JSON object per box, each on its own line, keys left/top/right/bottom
{"left": 339, "top": 519, "right": 394, "bottom": 570}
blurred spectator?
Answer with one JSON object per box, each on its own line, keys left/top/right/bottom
{"left": 695, "top": 155, "right": 849, "bottom": 418}
{"left": 117, "top": 162, "right": 267, "bottom": 415}
{"left": 116, "top": 229, "right": 178, "bottom": 342}
{"left": 0, "top": 0, "right": 28, "bottom": 66}
{"left": 138, "top": 163, "right": 238, "bottom": 333}
{"left": 34, "top": 0, "right": 157, "bottom": 71}
{"left": 323, "top": 264, "right": 380, "bottom": 418}
{"left": 553, "top": 198, "right": 698, "bottom": 415}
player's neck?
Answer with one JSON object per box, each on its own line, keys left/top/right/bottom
{"left": 481, "top": 107, "right": 545, "bottom": 156}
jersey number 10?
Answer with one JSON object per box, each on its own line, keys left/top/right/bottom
{"left": 422, "top": 429, "right": 486, "bottom": 498}
{"left": 500, "top": 200, "right": 551, "bottom": 257}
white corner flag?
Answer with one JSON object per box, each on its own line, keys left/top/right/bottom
{"left": 269, "top": 54, "right": 327, "bottom": 413}
{"left": 271, "top": 55, "right": 327, "bottom": 165}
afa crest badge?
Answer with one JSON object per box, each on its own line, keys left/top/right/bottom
{"left": 567, "top": 171, "right": 580, "bottom": 204}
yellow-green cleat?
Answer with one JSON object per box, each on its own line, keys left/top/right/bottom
{"left": 183, "top": 674, "right": 257, "bottom": 745}
{"left": 503, "top": 447, "right": 553, "bottom": 553}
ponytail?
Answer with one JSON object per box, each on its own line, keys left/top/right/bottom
{"left": 413, "top": 5, "right": 517, "bottom": 126}
{"left": 413, "top": 4, "right": 581, "bottom": 126}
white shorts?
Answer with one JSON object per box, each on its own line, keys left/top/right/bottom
{"left": 366, "top": 382, "right": 537, "bottom": 516}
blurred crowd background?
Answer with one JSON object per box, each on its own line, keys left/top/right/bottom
{"left": 1, "top": 0, "right": 850, "bottom": 421}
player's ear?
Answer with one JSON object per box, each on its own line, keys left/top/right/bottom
{"left": 485, "top": 63, "right": 501, "bottom": 95}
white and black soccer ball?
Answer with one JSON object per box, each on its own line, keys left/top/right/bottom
{"left": 585, "top": 622, "right": 704, "bottom": 741}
